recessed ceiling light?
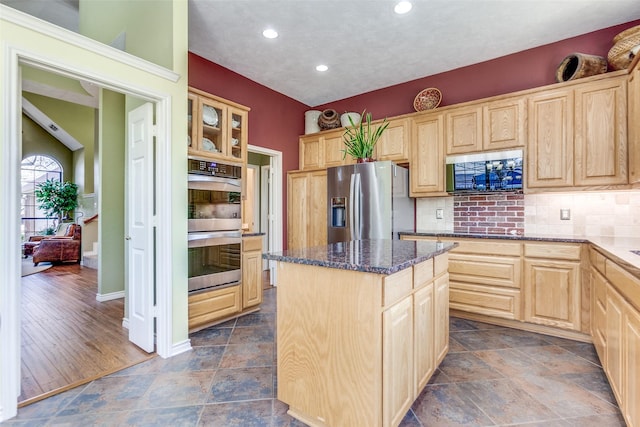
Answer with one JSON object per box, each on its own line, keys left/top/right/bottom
{"left": 262, "top": 28, "right": 278, "bottom": 39}
{"left": 394, "top": 1, "right": 412, "bottom": 14}
{"left": 316, "top": 64, "right": 328, "bottom": 72}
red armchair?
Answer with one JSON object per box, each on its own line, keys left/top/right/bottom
{"left": 32, "top": 224, "right": 82, "bottom": 266}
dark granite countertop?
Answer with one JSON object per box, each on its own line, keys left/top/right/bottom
{"left": 401, "top": 231, "right": 640, "bottom": 280}
{"left": 262, "top": 239, "right": 458, "bottom": 275}
{"left": 400, "top": 230, "right": 590, "bottom": 243}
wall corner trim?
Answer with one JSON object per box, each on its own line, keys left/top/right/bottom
{"left": 96, "top": 290, "right": 125, "bottom": 302}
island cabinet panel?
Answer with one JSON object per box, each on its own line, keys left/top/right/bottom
{"left": 626, "top": 307, "right": 640, "bottom": 427}
{"left": 276, "top": 253, "right": 450, "bottom": 427}
{"left": 383, "top": 297, "right": 414, "bottom": 427}
{"left": 410, "top": 113, "right": 446, "bottom": 197}
{"left": 526, "top": 88, "right": 574, "bottom": 188}
{"left": 573, "top": 77, "right": 628, "bottom": 186}
{"left": 413, "top": 284, "right": 435, "bottom": 393}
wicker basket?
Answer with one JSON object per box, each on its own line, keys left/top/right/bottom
{"left": 608, "top": 25, "right": 640, "bottom": 70}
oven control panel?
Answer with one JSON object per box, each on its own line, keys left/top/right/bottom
{"left": 188, "top": 158, "right": 241, "bottom": 179}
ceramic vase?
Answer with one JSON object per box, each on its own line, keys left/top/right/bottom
{"left": 317, "top": 109, "right": 341, "bottom": 130}
{"left": 340, "top": 112, "right": 361, "bottom": 128}
{"left": 304, "top": 110, "right": 322, "bottom": 134}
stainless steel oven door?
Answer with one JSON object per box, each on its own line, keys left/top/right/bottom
{"left": 188, "top": 174, "right": 242, "bottom": 232}
{"left": 188, "top": 230, "right": 242, "bottom": 293}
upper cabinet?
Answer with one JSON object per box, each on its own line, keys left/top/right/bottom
{"left": 188, "top": 87, "right": 249, "bottom": 163}
{"left": 527, "top": 75, "right": 628, "bottom": 190}
{"left": 445, "top": 105, "right": 483, "bottom": 154}
{"left": 410, "top": 112, "right": 447, "bottom": 197}
{"left": 374, "top": 117, "right": 410, "bottom": 163}
{"left": 628, "top": 57, "right": 640, "bottom": 186}
{"left": 574, "top": 77, "right": 627, "bottom": 186}
{"left": 299, "top": 128, "right": 354, "bottom": 170}
{"left": 445, "top": 97, "right": 526, "bottom": 155}
{"left": 527, "top": 88, "right": 574, "bottom": 188}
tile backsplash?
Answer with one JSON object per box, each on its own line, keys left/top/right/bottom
{"left": 524, "top": 190, "right": 640, "bottom": 237}
{"left": 416, "top": 190, "right": 640, "bottom": 238}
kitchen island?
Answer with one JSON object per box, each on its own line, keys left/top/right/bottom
{"left": 263, "top": 239, "right": 457, "bottom": 427}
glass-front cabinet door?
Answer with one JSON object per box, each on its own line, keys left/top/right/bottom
{"left": 229, "top": 107, "right": 247, "bottom": 162}
{"left": 188, "top": 93, "right": 197, "bottom": 151}
{"left": 199, "top": 97, "right": 226, "bottom": 157}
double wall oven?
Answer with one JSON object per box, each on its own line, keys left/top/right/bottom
{"left": 188, "top": 157, "right": 242, "bottom": 294}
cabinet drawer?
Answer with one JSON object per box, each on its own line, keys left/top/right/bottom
{"left": 188, "top": 285, "right": 241, "bottom": 330}
{"left": 434, "top": 253, "right": 449, "bottom": 277}
{"left": 243, "top": 236, "right": 262, "bottom": 252}
{"left": 524, "top": 243, "right": 581, "bottom": 260}
{"left": 413, "top": 259, "right": 433, "bottom": 289}
{"left": 383, "top": 267, "right": 413, "bottom": 308}
{"left": 605, "top": 259, "right": 640, "bottom": 312}
{"left": 449, "top": 238, "right": 522, "bottom": 257}
{"left": 450, "top": 282, "right": 521, "bottom": 320}
{"left": 590, "top": 247, "right": 607, "bottom": 275}
{"left": 449, "top": 253, "right": 521, "bottom": 289}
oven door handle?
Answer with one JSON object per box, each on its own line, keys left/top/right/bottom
{"left": 188, "top": 230, "right": 242, "bottom": 248}
{"left": 188, "top": 174, "right": 241, "bottom": 187}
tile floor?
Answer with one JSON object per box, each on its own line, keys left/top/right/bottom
{"left": 7, "top": 287, "right": 625, "bottom": 426}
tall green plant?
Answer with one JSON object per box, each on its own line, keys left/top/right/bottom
{"left": 34, "top": 179, "right": 78, "bottom": 223}
{"left": 342, "top": 110, "right": 389, "bottom": 161}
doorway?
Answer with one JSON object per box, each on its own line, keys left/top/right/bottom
{"left": 247, "top": 145, "right": 283, "bottom": 284}
{"left": 0, "top": 21, "right": 180, "bottom": 421}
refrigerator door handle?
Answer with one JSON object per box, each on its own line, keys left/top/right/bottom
{"left": 354, "top": 173, "right": 362, "bottom": 240}
{"left": 349, "top": 173, "right": 356, "bottom": 240}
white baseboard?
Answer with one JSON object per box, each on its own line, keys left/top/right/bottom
{"left": 96, "top": 290, "right": 125, "bottom": 302}
{"left": 169, "top": 339, "right": 192, "bottom": 358}
{"left": 122, "top": 317, "right": 129, "bottom": 329}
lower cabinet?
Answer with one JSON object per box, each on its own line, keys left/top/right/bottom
{"left": 188, "top": 285, "right": 241, "bottom": 330}
{"left": 590, "top": 267, "right": 608, "bottom": 363}
{"left": 287, "top": 170, "right": 327, "bottom": 250}
{"left": 523, "top": 243, "right": 582, "bottom": 331}
{"left": 625, "top": 306, "right": 640, "bottom": 427}
{"left": 606, "top": 283, "right": 626, "bottom": 407}
{"left": 242, "top": 235, "right": 263, "bottom": 309}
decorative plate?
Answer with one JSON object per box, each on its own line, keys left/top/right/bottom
{"left": 202, "top": 137, "right": 217, "bottom": 152}
{"left": 202, "top": 105, "right": 219, "bottom": 127}
{"left": 413, "top": 88, "right": 442, "bottom": 112}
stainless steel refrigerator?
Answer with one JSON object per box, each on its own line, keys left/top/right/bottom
{"left": 327, "top": 161, "right": 414, "bottom": 243}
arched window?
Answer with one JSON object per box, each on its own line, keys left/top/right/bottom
{"left": 21, "top": 155, "right": 63, "bottom": 239}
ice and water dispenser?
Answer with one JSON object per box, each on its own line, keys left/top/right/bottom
{"left": 331, "top": 197, "right": 346, "bottom": 228}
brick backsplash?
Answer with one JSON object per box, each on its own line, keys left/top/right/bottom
{"left": 454, "top": 193, "right": 524, "bottom": 235}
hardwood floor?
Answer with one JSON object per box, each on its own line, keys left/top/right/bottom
{"left": 19, "top": 263, "right": 154, "bottom": 406}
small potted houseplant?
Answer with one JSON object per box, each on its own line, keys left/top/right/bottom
{"left": 35, "top": 178, "right": 79, "bottom": 225}
{"left": 342, "top": 110, "right": 389, "bottom": 162}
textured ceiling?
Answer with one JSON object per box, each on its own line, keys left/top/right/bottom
{"left": 189, "top": 0, "right": 640, "bottom": 106}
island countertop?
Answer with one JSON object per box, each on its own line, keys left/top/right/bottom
{"left": 263, "top": 239, "right": 457, "bottom": 275}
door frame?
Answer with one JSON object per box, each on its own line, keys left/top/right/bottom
{"left": 248, "top": 144, "right": 282, "bottom": 283}
{"left": 1, "top": 11, "right": 178, "bottom": 420}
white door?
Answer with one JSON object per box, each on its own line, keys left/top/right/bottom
{"left": 260, "top": 165, "right": 271, "bottom": 270}
{"left": 263, "top": 162, "right": 277, "bottom": 281}
{"left": 127, "top": 103, "right": 155, "bottom": 353}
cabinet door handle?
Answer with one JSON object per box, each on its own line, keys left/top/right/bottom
{"left": 125, "top": 236, "right": 131, "bottom": 240}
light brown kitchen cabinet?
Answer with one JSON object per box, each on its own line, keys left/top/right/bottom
{"left": 606, "top": 283, "right": 625, "bottom": 404}
{"left": 383, "top": 295, "right": 413, "bottom": 427}
{"left": 410, "top": 113, "right": 447, "bottom": 197}
{"left": 523, "top": 243, "right": 582, "bottom": 331}
{"left": 374, "top": 118, "right": 410, "bottom": 163}
{"left": 483, "top": 97, "right": 526, "bottom": 151}
{"left": 242, "top": 235, "right": 263, "bottom": 309}
{"left": 625, "top": 304, "right": 640, "bottom": 427}
{"left": 287, "top": 170, "right": 327, "bottom": 250}
{"left": 590, "top": 266, "right": 608, "bottom": 364}
{"left": 627, "top": 57, "right": 640, "bottom": 186}
{"left": 299, "top": 129, "right": 353, "bottom": 170}
{"left": 188, "top": 87, "right": 249, "bottom": 163}
{"left": 445, "top": 105, "right": 483, "bottom": 154}
{"left": 574, "top": 77, "right": 627, "bottom": 186}
{"left": 527, "top": 88, "right": 574, "bottom": 188}
{"left": 413, "top": 282, "right": 434, "bottom": 393}
{"left": 188, "top": 285, "right": 241, "bottom": 331}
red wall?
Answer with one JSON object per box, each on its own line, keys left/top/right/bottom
{"left": 315, "top": 20, "right": 640, "bottom": 120}
{"left": 188, "top": 20, "right": 639, "bottom": 248}
{"left": 189, "top": 53, "right": 309, "bottom": 247}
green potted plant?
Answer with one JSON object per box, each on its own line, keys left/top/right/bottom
{"left": 342, "top": 110, "right": 389, "bottom": 162}
{"left": 34, "top": 179, "right": 79, "bottom": 225}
